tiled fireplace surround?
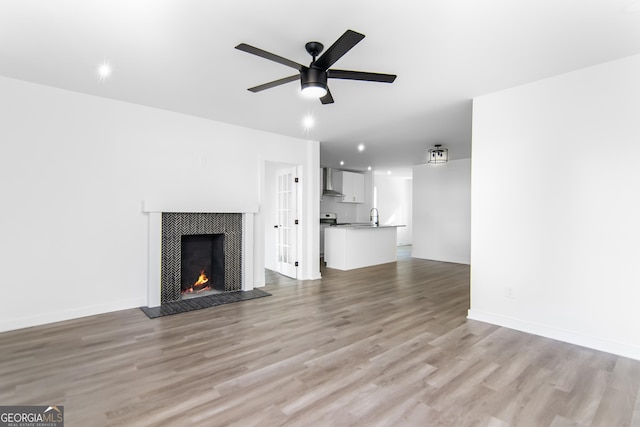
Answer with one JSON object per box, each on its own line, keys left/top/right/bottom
{"left": 143, "top": 201, "right": 257, "bottom": 308}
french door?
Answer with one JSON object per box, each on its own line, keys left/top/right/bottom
{"left": 276, "top": 167, "right": 298, "bottom": 278}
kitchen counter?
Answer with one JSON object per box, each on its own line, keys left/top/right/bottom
{"left": 324, "top": 224, "right": 405, "bottom": 271}
{"left": 330, "top": 224, "right": 404, "bottom": 229}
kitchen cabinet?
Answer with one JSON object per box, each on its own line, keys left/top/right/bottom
{"left": 334, "top": 170, "right": 365, "bottom": 203}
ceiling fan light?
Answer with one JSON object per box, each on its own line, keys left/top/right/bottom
{"left": 301, "top": 84, "right": 328, "bottom": 98}
{"left": 300, "top": 68, "right": 328, "bottom": 98}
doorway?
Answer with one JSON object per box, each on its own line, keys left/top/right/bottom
{"left": 263, "top": 162, "right": 302, "bottom": 279}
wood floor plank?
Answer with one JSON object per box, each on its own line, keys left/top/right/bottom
{"left": 0, "top": 247, "right": 639, "bottom": 426}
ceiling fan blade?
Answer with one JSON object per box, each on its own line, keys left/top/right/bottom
{"left": 328, "top": 69, "right": 397, "bottom": 83}
{"left": 248, "top": 74, "right": 300, "bottom": 93}
{"left": 235, "top": 43, "right": 305, "bottom": 71}
{"left": 314, "top": 30, "right": 365, "bottom": 70}
{"left": 320, "top": 88, "right": 334, "bottom": 104}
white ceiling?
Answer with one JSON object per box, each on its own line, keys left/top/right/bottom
{"left": 2, "top": 1, "right": 640, "bottom": 172}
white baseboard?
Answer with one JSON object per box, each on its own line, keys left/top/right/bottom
{"left": 0, "top": 298, "right": 146, "bottom": 333}
{"left": 467, "top": 309, "right": 640, "bottom": 361}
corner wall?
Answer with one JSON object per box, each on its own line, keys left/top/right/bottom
{"left": 412, "top": 159, "right": 471, "bottom": 264}
{"left": 469, "top": 54, "right": 640, "bottom": 360}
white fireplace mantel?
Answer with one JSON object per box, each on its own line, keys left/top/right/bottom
{"left": 143, "top": 200, "right": 258, "bottom": 307}
{"left": 142, "top": 200, "right": 259, "bottom": 214}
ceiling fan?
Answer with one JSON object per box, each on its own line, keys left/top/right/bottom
{"left": 235, "top": 29, "right": 397, "bottom": 104}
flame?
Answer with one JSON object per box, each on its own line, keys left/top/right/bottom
{"left": 194, "top": 269, "right": 209, "bottom": 287}
{"left": 182, "top": 269, "right": 211, "bottom": 294}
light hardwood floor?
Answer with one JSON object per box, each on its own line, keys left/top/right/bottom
{"left": 1, "top": 247, "right": 639, "bottom": 426}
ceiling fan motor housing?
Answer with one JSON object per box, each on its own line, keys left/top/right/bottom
{"left": 301, "top": 67, "right": 328, "bottom": 91}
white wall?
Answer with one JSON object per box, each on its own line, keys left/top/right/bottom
{"left": 357, "top": 171, "right": 375, "bottom": 223}
{"left": 469, "top": 54, "right": 640, "bottom": 360}
{"left": 412, "top": 159, "right": 471, "bottom": 264}
{"left": 373, "top": 174, "right": 413, "bottom": 245}
{"left": 0, "top": 75, "right": 320, "bottom": 332}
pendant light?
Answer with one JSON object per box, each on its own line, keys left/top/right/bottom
{"left": 428, "top": 144, "right": 448, "bottom": 164}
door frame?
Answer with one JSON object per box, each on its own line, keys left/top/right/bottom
{"left": 263, "top": 162, "right": 303, "bottom": 279}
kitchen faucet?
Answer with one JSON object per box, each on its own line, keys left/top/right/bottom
{"left": 370, "top": 208, "right": 379, "bottom": 226}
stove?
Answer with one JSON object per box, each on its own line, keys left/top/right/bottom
{"left": 320, "top": 212, "right": 337, "bottom": 226}
{"left": 320, "top": 213, "right": 337, "bottom": 256}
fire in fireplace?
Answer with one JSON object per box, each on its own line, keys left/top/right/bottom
{"left": 181, "top": 234, "right": 225, "bottom": 297}
{"left": 184, "top": 269, "right": 210, "bottom": 294}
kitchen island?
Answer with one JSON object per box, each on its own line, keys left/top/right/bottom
{"left": 324, "top": 224, "right": 405, "bottom": 271}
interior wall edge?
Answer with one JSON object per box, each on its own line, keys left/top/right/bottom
{"left": 467, "top": 309, "right": 640, "bottom": 361}
{"left": 0, "top": 298, "right": 146, "bottom": 334}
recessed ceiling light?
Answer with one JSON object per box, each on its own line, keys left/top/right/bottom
{"left": 367, "top": 166, "right": 372, "bottom": 171}
{"left": 387, "top": 170, "right": 391, "bottom": 175}
{"left": 96, "top": 60, "right": 112, "bottom": 82}
{"left": 357, "top": 143, "right": 365, "bottom": 152}
{"left": 302, "top": 115, "right": 314, "bottom": 129}
{"left": 340, "top": 161, "right": 345, "bottom": 166}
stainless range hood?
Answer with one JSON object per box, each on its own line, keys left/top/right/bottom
{"left": 322, "top": 167, "right": 343, "bottom": 197}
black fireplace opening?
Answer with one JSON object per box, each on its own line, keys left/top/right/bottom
{"left": 181, "top": 234, "right": 225, "bottom": 295}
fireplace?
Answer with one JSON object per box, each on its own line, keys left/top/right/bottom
{"left": 160, "top": 213, "right": 242, "bottom": 303}
{"left": 143, "top": 201, "right": 257, "bottom": 308}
